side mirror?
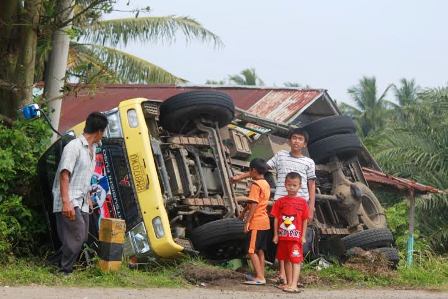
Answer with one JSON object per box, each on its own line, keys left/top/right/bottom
{"left": 21, "top": 104, "right": 41, "bottom": 120}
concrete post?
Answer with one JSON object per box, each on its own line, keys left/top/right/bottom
{"left": 44, "top": 0, "right": 74, "bottom": 141}
{"left": 406, "top": 189, "right": 416, "bottom": 266}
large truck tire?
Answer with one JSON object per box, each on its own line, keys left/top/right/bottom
{"left": 308, "top": 133, "right": 362, "bottom": 163}
{"left": 303, "top": 116, "right": 356, "bottom": 144}
{"left": 191, "top": 218, "right": 245, "bottom": 249}
{"left": 342, "top": 228, "right": 394, "bottom": 250}
{"left": 159, "top": 91, "right": 235, "bottom": 134}
{"left": 356, "top": 183, "right": 387, "bottom": 229}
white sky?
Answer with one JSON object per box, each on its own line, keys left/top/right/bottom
{"left": 107, "top": 0, "right": 448, "bottom": 104}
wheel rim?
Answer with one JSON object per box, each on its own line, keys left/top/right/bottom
{"left": 361, "top": 194, "right": 384, "bottom": 226}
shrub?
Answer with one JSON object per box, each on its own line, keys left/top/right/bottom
{"left": 0, "top": 119, "right": 51, "bottom": 260}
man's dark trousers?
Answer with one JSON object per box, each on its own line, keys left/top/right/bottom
{"left": 54, "top": 207, "right": 89, "bottom": 273}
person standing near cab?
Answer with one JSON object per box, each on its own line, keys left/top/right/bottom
{"left": 52, "top": 112, "right": 108, "bottom": 275}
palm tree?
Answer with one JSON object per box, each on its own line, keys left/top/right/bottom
{"left": 365, "top": 87, "right": 448, "bottom": 251}
{"left": 205, "top": 79, "right": 226, "bottom": 85}
{"left": 393, "top": 78, "right": 420, "bottom": 107}
{"left": 340, "top": 76, "right": 393, "bottom": 137}
{"left": 68, "top": 15, "right": 222, "bottom": 84}
{"left": 283, "top": 82, "right": 312, "bottom": 88}
{"left": 229, "top": 68, "right": 264, "bottom": 86}
{"left": 33, "top": 4, "right": 223, "bottom": 86}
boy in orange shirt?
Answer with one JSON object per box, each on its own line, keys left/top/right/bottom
{"left": 241, "top": 158, "right": 271, "bottom": 285}
{"left": 271, "top": 172, "right": 309, "bottom": 293}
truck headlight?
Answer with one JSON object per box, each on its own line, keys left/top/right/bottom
{"left": 127, "top": 109, "right": 139, "bottom": 128}
{"left": 128, "top": 222, "right": 151, "bottom": 255}
{"left": 105, "top": 110, "right": 123, "bottom": 138}
{"left": 152, "top": 217, "right": 165, "bottom": 238}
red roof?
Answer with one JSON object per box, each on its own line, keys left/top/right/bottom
{"left": 247, "top": 90, "right": 323, "bottom": 123}
{"left": 60, "top": 84, "right": 325, "bottom": 132}
{"left": 362, "top": 167, "right": 444, "bottom": 195}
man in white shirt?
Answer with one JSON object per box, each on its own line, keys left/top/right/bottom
{"left": 52, "top": 112, "right": 108, "bottom": 274}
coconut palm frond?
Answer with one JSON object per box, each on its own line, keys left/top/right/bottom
{"left": 347, "top": 76, "right": 392, "bottom": 137}
{"left": 82, "top": 16, "right": 223, "bottom": 48}
{"left": 73, "top": 43, "right": 186, "bottom": 84}
{"left": 229, "top": 68, "right": 264, "bottom": 86}
{"left": 338, "top": 102, "right": 361, "bottom": 117}
{"left": 69, "top": 43, "right": 122, "bottom": 83}
{"left": 393, "top": 78, "right": 420, "bottom": 107}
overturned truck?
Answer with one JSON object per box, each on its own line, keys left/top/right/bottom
{"left": 38, "top": 89, "right": 398, "bottom": 266}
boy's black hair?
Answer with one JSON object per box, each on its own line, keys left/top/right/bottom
{"left": 249, "top": 158, "right": 269, "bottom": 175}
{"left": 288, "top": 127, "right": 309, "bottom": 143}
{"left": 285, "top": 171, "right": 302, "bottom": 182}
{"left": 84, "top": 112, "right": 108, "bottom": 134}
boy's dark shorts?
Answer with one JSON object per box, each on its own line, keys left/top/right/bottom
{"left": 246, "top": 229, "right": 269, "bottom": 254}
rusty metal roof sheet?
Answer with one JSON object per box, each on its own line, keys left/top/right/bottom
{"left": 362, "top": 167, "right": 445, "bottom": 194}
{"left": 59, "top": 84, "right": 326, "bottom": 132}
{"left": 246, "top": 90, "right": 323, "bottom": 123}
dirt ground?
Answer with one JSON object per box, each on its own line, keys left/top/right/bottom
{"left": 2, "top": 286, "right": 447, "bottom": 299}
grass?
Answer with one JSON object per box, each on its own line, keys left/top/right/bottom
{"left": 302, "top": 253, "right": 448, "bottom": 290}
{"left": 0, "top": 258, "right": 186, "bottom": 288}
{"left": 0, "top": 254, "right": 447, "bottom": 290}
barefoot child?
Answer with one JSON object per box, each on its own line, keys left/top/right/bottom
{"left": 271, "top": 172, "right": 309, "bottom": 293}
{"left": 241, "top": 158, "right": 271, "bottom": 285}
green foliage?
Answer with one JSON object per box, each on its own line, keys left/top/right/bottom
{"left": 229, "top": 68, "right": 264, "bottom": 86}
{"left": 392, "top": 78, "right": 420, "bottom": 107}
{"left": 69, "top": 15, "right": 223, "bottom": 84}
{"left": 0, "top": 258, "right": 185, "bottom": 287}
{"left": 0, "top": 119, "right": 51, "bottom": 260}
{"left": 302, "top": 255, "right": 448, "bottom": 289}
{"left": 385, "top": 202, "right": 429, "bottom": 253}
{"left": 365, "top": 86, "right": 448, "bottom": 251}
{"left": 70, "top": 43, "right": 185, "bottom": 84}
{"left": 340, "top": 76, "right": 393, "bottom": 137}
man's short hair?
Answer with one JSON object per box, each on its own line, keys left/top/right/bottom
{"left": 288, "top": 128, "right": 309, "bottom": 143}
{"left": 84, "top": 112, "right": 108, "bottom": 134}
{"left": 249, "top": 158, "right": 269, "bottom": 175}
{"left": 286, "top": 171, "right": 302, "bottom": 182}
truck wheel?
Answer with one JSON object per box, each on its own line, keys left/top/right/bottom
{"left": 342, "top": 228, "right": 394, "bottom": 250}
{"left": 307, "top": 133, "right": 362, "bottom": 163}
{"left": 159, "top": 91, "right": 235, "bottom": 134}
{"left": 303, "top": 116, "right": 356, "bottom": 144}
{"left": 356, "top": 183, "right": 387, "bottom": 229}
{"left": 372, "top": 247, "right": 400, "bottom": 269}
{"left": 191, "top": 218, "right": 246, "bottom": 259}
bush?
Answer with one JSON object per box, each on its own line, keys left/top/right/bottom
{"left": 0, "top": 119, "right": 51, "bottom": 260}
{"left": 385, "top": 201, "right": 430, "bottom": 255}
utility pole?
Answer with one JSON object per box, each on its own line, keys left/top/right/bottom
{"left": 44, "top": 0, "right": 74, "bottom": 141}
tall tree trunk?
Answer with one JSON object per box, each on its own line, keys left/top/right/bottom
{"left": 0, "top": 0, "right": 41, "bottom": 120}
{"left": 15, "top": 0, "right": 42, "bottom": 107}
{"left": 45, "top": 0, "right": 74, "bottom": 140}
{"left": 0, "top": 0, "right": 20, "bottom": 119}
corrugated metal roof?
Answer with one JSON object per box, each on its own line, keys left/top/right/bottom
{"left": 246, "top": 90, "right": 323, "bottom": 123}
{"left": 362, "top": 167, "right": 445, "bottom": 195}
{"left": 59, "top": 84, "right": 325, "bottom": 132}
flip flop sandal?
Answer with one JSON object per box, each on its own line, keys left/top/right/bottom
{"left": 283, "top": 287, "right": 303, "bottom": 293}
{"left": 273, "top": 277, "right": 287, "bottom": 285}
{"left": 275, "top": 284, "right": 288, "bottom": 290}
{"left": 242, "top": 280, "right": 266, "bottom": 285}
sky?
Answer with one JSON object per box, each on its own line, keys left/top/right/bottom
{"left": 108, "top": 0, "right": 448, "bottom": 104}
